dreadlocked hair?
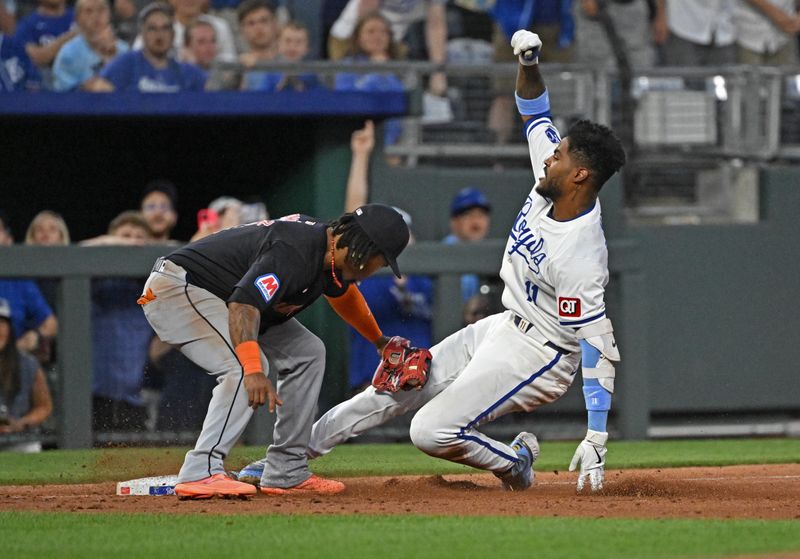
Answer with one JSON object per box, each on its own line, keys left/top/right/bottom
{"left": 330, "top": 213, "right": 382, "bottom": 269}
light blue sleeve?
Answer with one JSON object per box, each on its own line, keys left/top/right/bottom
{"left": 52, "top": 41, "right": 81, "bottom": 91}
{"left": 580, "top": 339, "right": 611, "bottom": 432}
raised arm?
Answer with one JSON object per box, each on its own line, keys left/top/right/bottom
{"left": 512, "top": 30, "right": 546, "bottom": 124}
{"left": 26, "top": 29, "right": 78, "bottom": 67}
{"left": 344, "top": 120, "right": 375, "bottom": 213}
{"left": 228, "top": 301, "right": 282, "bottom": 411}
{"left": 510, "top": 30, "right": 560, "bottom": 179}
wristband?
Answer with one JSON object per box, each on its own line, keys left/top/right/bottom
{"left": 515, "top": 90, "right": 550, "bottom": 116}
{"left": 235, "top": 341, "right": 262, "bottom": 376}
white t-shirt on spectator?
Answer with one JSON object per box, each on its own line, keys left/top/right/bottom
{"left": 666, "top": 0, "right": 736, "bottom": 46}
{"left": 734, "top": 0, "right": 795, "bottom": 53}
{"left": 330, "top": 0, "right": 445, "bottom": 43}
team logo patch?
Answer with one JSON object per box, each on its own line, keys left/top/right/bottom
{"left": 545, "top": 127, "right": 560, "bottom": 144}
{"left": 255, "top": 274, "right": 280, "bottom": 302}
{"left": 558, "top": 297, "right": 581, "bottom": 318}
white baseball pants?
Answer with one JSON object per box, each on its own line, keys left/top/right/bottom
{"left": 309, "top": 310, "right": 581, "bottom": 473}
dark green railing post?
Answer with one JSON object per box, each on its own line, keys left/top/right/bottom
{"left": 57, "top": 276, "right": 93, "bottom": 449}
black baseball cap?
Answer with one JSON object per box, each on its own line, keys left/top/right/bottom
{"left": 352, "top": 204, "right": 409, "bottom": 278}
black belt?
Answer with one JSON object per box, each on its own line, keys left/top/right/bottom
{"left": 512, "top": 315, "right": 570, "bottom": 355}
{"left": 152, "top": 256, "right": 167, "bottom": 273}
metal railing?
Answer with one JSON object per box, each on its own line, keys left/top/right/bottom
{"left": 211, "top": 60, "right": 800, "bottom": 162}
{"left": 0, "top": 241, "right": 645, "bottom": 448}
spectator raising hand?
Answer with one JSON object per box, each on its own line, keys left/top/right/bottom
{"left": 352, "top": 119, "right": 375, "bottom": 156}
{"left": 345, "top": 120, "right": 375, "bottom": 213}
{"left": 340, "top": 119, "right": 433, "bottom": 391}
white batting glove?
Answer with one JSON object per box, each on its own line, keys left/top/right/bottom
{"left": 510, "top": 30, "right": 542, "bottom": 65}
{"left": 568, "top": 429, "right": 608, "bottom": 492}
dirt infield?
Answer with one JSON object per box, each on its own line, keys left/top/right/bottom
{"left": 1, "top": 464, "right": 798, "bottom": 520}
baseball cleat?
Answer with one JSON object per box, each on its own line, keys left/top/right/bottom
{"left": 497, "top": 432, "right": 540, "bottom": 491}
{"left": 260, "top": 474, "right": 346, "bottom": 496}
{"left": 174, "top": 473, "right": 258, "bottom": 500}
{"left": 235, "top": 460, "right": 266, "bottom": 486}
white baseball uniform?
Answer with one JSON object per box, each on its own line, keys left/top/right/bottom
{"left": 309, "top": 111, "right": 611, "bottom": 474}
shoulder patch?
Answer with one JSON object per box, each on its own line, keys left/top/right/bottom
{"left": 545, "top": 127, "right": 560, "bottom": 144}
{"left": 254, "top": 273, "right": 280, "bottom": 302}
{"left": 558, "top": 297, "right": 581, "bottom": 318}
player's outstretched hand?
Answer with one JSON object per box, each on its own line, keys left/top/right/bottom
{"left": 568, "top": 429, "right": 608, "bottom": 492}
{"left": 510, "top": 30, "right": 542, "bottom": 65}
{"left": 244, "top": 372, "right": 283, "bottom": 412}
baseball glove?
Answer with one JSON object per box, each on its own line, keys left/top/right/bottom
{"left": 372, "top": 336, "right": 432, "bottom": 393}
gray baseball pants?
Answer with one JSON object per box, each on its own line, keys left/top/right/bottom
{"left": 140, "top": 258, "right": 325, "bottom": 487}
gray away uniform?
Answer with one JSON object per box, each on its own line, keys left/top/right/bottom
{"left": 140, "top": 215, "right": 349, "bottom": 487}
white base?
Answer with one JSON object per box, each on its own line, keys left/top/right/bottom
{"left": 116, "top": 475, "right": 179, "bottom": 496}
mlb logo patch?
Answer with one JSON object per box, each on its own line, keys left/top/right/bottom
{"left": 255, "top": 274, "right": 280, "bottom": 302}
{"left": 558, "top": 297, "right": 581, "bottom": 317}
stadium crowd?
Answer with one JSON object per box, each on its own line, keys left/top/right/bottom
{"left": 1, "top": 0, "right": 799, "bottom": 94}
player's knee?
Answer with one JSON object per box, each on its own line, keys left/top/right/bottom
{"left": 408, "top": 416, "right": 439, "bottom": 456}
{"left": 306, "top": 335, "right": 326, "bottom": 362}
{"left": 293, "top": 335, "right": 326, "bottom": 374}
{"left": 409, "top": 409, "right": 458, "bottom": 457}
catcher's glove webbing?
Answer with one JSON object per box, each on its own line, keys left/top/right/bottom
{"left": 371, "top": 336, "right": 432, "bottom": 393}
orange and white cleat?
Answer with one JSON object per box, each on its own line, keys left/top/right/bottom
{"left": 175, "top": 473, "right": 258, "bottom": 500}
{"left": 260, "top": 474, "right": 346, "bottom": 496}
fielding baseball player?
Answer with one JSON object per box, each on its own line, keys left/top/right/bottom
{"left": 247, "top": 29, "right": 626, "bottom": 493}
{"left": 138, "top": 204, "right": 428, "bottom": 498}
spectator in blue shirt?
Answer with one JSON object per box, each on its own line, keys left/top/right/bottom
{"left": 0, "top": 211, "right": 58, "bottom": 356}
{"left": 442, "top": 187, "right": 492, "bottom": 302}
{"left": 0, "top": 280, "right": 58, "bottom": 355}
{"left": 13, "top": 0, "right": 76, "bottom": 70}
{"left": 242, "top": 20, "right": 320, "bottom": 91}
{"left": 96, "top": 2, "right": 206, "bottom": 92}
{"left": 0, "top": 31, "right": 41, "bottom": 90}
{"left": 334, "top": 12, "right": 404, "bottom": 146}
{"left": 52, "top": 0, "right": 128, "bottom": 91}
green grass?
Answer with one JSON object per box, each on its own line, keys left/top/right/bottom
{"left": 1, "top": 512, "right": 798, "bottom": 559}
{"left": 1, "top": 438, "right": 800, "bottom": 486}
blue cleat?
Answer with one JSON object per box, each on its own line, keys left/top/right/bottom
{"left": 233, "top": 460, "right": 265, "bottom": 486}
{"left": 497, "top": 432, "right": 540, "bottom": 491}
